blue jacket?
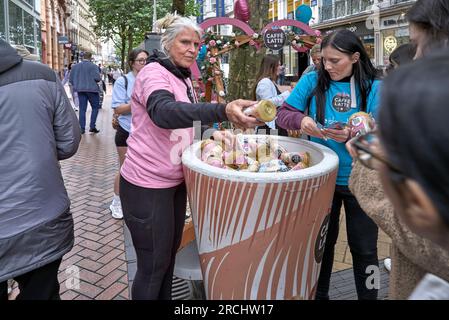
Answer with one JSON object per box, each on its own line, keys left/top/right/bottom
{"left": 69, "top": 60, "right": 101, "bottom": 92}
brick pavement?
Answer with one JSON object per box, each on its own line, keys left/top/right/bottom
{"left": 8, "top": 84, "right": 391, "bottom": 300}
{"left": 57, "top": 85, "right": 129, "bottom": 300}
{"left": 333, "top": 213, "right": 391, "bottom": 272}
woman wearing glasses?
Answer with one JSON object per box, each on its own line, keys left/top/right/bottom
{"left": 277, "top": 29, "right": 382, "bottom": 300}
{"left": 109, "top": 49, "right": 149, "bottom": 220}
{"left": 350, "top": 49, "right": 449, "bottom": 299}
{"left": 348, "top": 0, "right": 449, "bottom": 299}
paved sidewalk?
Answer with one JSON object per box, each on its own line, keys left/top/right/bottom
{"left": 57, "top": 86, "right": 128, "bottom": 300}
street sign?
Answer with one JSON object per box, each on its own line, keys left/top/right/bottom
{"left": 58, "top": 36, "right": 69, "bottom": 44}
{"left": 64, "top": 43, "right": 72, "bottom": 49}
{"left": 263, "top": 29, "right": 286, "bottom": 50}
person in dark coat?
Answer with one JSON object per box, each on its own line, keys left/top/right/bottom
{"left": 0, "top": 39, "right": 81, "bottom": 300}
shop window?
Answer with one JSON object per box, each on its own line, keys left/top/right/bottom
{"left": 24, "top": 11, "right": 34, "bottom": 47}
{"left": 8, "top": 1, "right": 24, "bottom": 45}
{"left": 35, "top": 0, "right": 40, "bottom": 13}
{"left": 381, "top": 27, "right": 410, "bottom": 66}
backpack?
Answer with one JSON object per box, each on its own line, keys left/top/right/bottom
{"left": 122, "top": 75, "right": 128, "bottom": 91}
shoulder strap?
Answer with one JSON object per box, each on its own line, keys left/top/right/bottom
{"left": 122, "top": 75, "right": 128, "bottom": 91}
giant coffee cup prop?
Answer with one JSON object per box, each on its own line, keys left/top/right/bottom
{"left": 182, "top": 136, "right": 339, "bottom": 299}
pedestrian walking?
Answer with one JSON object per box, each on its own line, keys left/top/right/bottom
{"left": 0, "top": 39, "right": 81, "bottom": 300}
{"left": 69, "top": 51, "right": 102, "bottom": 134}
{"left": 277, "top": 29, "right": 382, "bottom": 300}
{"left": 62, "top": 63, "right": 79, "bottom": 111}
{"left": 109, "top": 48, "right": 149, "bottom": 220}
{"left": 119, "top": 13, "right": 261, "bottom": 300}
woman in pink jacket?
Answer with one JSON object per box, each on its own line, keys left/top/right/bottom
{"left": 120, "top": 14, "right": 260, "bottom": 300}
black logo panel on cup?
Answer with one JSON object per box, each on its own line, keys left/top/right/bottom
{"left": 314, "top": 213, "right": 330, "bottom": 264}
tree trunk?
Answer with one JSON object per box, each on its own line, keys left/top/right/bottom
{"left": 120, "top": 25, "right": 127, "bottom": 71}
{"left": 228, "top": 0, "right": 270, "bottom": 101}
{"left": 126, "top": 30, "right": 133, "bottom": 73}
{"left": 120, "top": 37, "right": 126, "bottom": 71}
{"left": 172, "top": 0, "right": 185, "bottom": 15}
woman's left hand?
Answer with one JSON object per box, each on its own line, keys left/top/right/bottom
{"left": 321, "top": 128, "right": 350, "bottom": 143}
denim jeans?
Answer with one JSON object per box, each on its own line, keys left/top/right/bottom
{"left": 315, "top": 185, "right": 379, "bottom": 300}
{"left": 78, "top": 92, "right": 100, "bottom": 130}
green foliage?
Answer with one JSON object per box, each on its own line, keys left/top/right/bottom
{"left": 185, "top": 0, "right": 201, "bottom": 17}
{"left": 87, "top": 0, "right": 172, "bottom": 70}
{"left": 88, "top": 0, "right": 201, "bottom": 70}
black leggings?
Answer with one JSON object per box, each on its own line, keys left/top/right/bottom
{"left": 315, "top": 185, "right": 379, "bottom": 300}
{"left": 119, "top": 176, "right": 187, "bottom": 300}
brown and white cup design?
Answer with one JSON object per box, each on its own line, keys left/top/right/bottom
{"left": 182, "top": 136, "right": 339, "bottom": 300}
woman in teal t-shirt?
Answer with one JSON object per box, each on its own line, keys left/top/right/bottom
{"left": 277, "top": 29, "right": 381, "bottom": 300}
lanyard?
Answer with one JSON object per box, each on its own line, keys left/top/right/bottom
{"left": 350, "top": 75, "right": 357, "bottom": 109}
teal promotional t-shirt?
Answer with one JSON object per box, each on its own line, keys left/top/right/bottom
{"left": 286, "top": 71, "right": 381, "bottom": 185}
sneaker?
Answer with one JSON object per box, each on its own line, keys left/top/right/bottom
{"left": 89, "top": 128, "right": 100, "bottom": 134}
{"left": 80, "top": 129, "right": 85, "bottom": 134}
{"left": 384, "top": 258, "right": 391, "bottom": 272}
{"left": 110, "top": 201, "right": 123, "bottom": 219}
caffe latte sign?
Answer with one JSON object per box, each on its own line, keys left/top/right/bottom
{"left": 263, "top": 29, "right": 286, "bottom": 50}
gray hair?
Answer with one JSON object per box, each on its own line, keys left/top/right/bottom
{"left": 156, "top": 14, "right": 202, "bottom": 55}
{"left": 310, "top": 44, "right": 321, "bottom": 56}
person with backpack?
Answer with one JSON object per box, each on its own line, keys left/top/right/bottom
{"left": 109, "top": 49, "right": 149, "bottom": 220}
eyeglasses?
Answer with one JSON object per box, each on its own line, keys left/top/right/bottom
{"left": 352, "top": 131, "right": 405, "bottom": 180}
{"left": 134, "top": 59, "right": 147, "bottom": 65}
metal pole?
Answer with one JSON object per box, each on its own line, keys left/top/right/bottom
{"left": 152, "top": 0, "right": 157, "bottom": 32}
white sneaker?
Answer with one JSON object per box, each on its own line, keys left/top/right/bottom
{"left": 384, "top": 258, "right": 391, "bottom": 272}
{"left": 110, "top": 200, "right": 123, "bottom": 219}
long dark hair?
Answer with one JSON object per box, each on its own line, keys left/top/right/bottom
{"left": 252, "top": 54, "right": 280, "bottom": 100}
{"left": 127, "top": 48, "right": 149, "bottom": 70}
{"left": 308, "top": 29, "right": 378, "bottom": 125}
{"left": 407, "top": 0, "right": 449, "bottom": 55}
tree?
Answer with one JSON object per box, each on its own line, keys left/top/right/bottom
{"left": 87, "top": 0, "right": 172, "bottom": 71}
{"left": 88, "top": 0, "right": 200, "bottom": 71}
{"left": 227, "top": 0, "right": 271, "bottom": 101}
{"left": 172, "top": 0, "right": 185, "bottom": 15}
